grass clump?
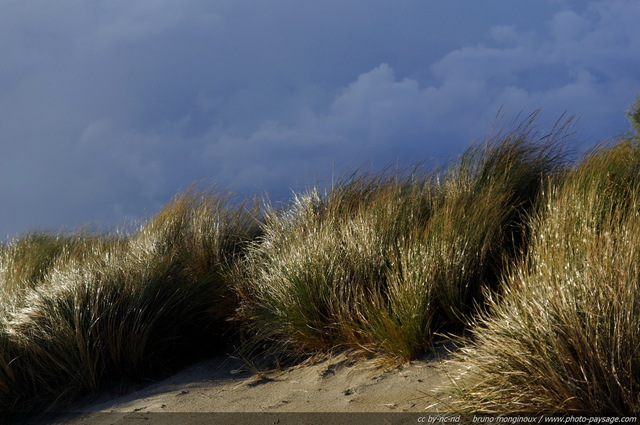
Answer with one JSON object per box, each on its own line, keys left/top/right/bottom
{"left": 0, "top": 188, "right": 259, "bottom": 415}
{"left": 235, "top": 115, "right": 568, "bottom": 362}
{"left": 0, "top": 232, "right": 120, "bottom": 314}
{"left": 444, "top": 135, "right": 640, "bottom": 414}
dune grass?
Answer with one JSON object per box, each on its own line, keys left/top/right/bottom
{"left": 4, "top": 104, "right": 640, "bottom": 417}
{"left": 234, "top": 115, "right": 568, "bottom": 362}
{"left": 442, "top": 134, "right": 640, "bottom": 414}
{"left": 0, "top": 188, "right": 260, "bottom": 414}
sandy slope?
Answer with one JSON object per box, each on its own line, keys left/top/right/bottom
{"left": 48, "top": 346, "right": 457, "bottom": 425}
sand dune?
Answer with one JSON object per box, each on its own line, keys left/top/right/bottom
{"left": 49, "top": 346, "right": 456, "bottom": 425}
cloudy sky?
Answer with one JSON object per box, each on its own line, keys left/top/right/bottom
{"left": 1, "top": 0, "right": 639, "bottom": 239}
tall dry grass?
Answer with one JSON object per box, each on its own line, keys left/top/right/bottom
{"left": 443, "top": 136, "right": 640, "bottom": 414}
{"left": 0, "top": 188, "right": 259, "bottom": 414}
{"left": 234, "top": 115, "right": 568, "bottom": 362}
{"left": 6, "top": 107, "right": 636, "bottom": 416}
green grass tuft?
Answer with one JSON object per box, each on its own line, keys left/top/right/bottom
{"left": 234, "top": 114, "right": 568, "bottom": 362}
{"left": 443, "top": 138, "right": 640, "bottom": 414}
{"left": 0, "top": 187, "right": 260, "bottom": 414}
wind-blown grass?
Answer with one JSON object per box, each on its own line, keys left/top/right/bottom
{"left": 0, "top": 232, "right": 121, "bottom": 315}
{"left": 0, "top": 188, "right": 260, "bottom": 415}
{"left": 443, "top": 136, "right": 640, "bottom": 414}
{"left": 234, "top": 115, "right": 568, "bottom": 362}
{"left": 5, "top": 106, "right": 640, "bottom": 417}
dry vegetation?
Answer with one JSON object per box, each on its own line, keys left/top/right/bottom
{"left": 234, "top": 114, "right": 567, "bottom": 362}
{"left": 443, "top": 139, "right": 640, "bottom": 415}
{"left": 1, "top": 100, "right": 640, "bottom": 418}
{"left": 0, "top": 189, "right": 260, "bottom": 416}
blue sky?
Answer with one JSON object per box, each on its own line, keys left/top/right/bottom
{"left": 1, "top": 0, "right": 639, "bottom": 239}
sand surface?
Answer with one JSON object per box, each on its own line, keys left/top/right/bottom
{"left": 47, "top": 345, "right": 457, "bottom": 425}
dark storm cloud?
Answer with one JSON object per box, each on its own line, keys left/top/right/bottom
{"left": 1, "top": 0, "right": 639, "bottom": 238}
{"left": 208, "top": 0, "right": 640, "bottom": 199}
